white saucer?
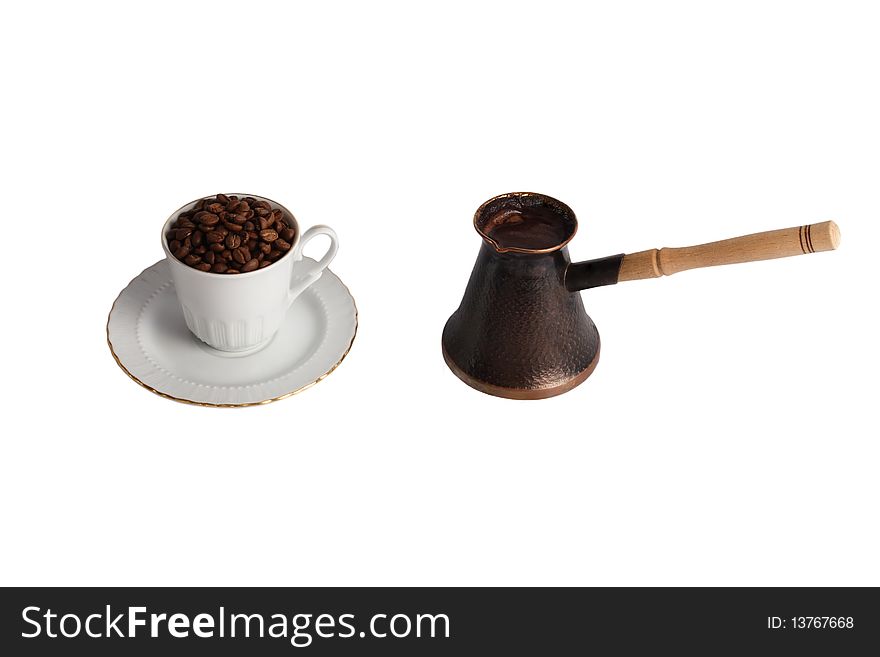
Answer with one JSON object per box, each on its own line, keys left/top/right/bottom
{"left": 107, "top": 259, "right": 357, "bottom": 407}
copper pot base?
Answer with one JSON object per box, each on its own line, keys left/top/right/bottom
{"left": 441, "top": 340, "right": 601, "bottom": 400}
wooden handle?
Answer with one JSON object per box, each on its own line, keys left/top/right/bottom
{"left": 617, "top": 221, "right": 840, "bottom": 282}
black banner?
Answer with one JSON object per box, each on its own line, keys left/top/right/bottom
{"left": 1, "top": 587, "right": 877, "bottom": 655}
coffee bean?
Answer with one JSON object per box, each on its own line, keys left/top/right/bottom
{"left": 194, "top": 245, "right": 207, "bottom": 255}
{"left": 210, "top": 243, "right": 225, "bottom": 252}
{"left": 275, "top": 238, "right": 292, "bottom": 251}
{"left": 232, "top": 247, "right": 249, "bottom": 265}
{"left": 191, "top": 230, "right": 203, "bottom": 246}
{"left": 241, "top": 258, "right": 259, "bottom": 272}
{"left": 221, "top": 249, "right": 232, "bottom": 260}
{"left": 174, "top": 246, "right": 190, "bottom": 259}
{"left": 224, "top": 221, "right": 243, "bottom": 232}
{"left": 206, "top": 230, "right": 225, "bottom": 244}
{"left": 280, "top": 228, "right": 295, "bottom": 242}
{"left": 174, "top": 228, "right": 193, "bottom": 240}
{"left": 206, "top": 202, "right": 224, "bottom": 214}
{"left": 225, "top": 233, "right": 241, "bottom": 249}
{"left": 204, "top": 251, "right": 215, "bottom": 265}
{"left": 244, "top": 221, "right": 255, "bottom": 231}
{"left": 211, "top": 262, "right": 228, "bottom": 273}
{"left": 195, "top": 262, "right": 212, "bottom": 272}
{"left": 238, "top": 201, "right": 250, "bottom": 212}
{"left": 259, "top": 242, "right": 271, "bottom": 254}
{"left": 195, "top": 211, "right": 220, "bottom": 226}
{"left": 225, "top": 269, "right": 240, "bottom": 274}
{"left": 259, "top": 260, "right": 272, "bottom": 268}
{"left": 260, "top": 229, "right": 278, "bottom": 242}
{"left": 216, "top": 193, "right": 229, "bottom": 204}
{"left": 169, "top": 239, "right": 181, "bottom": 252}
{"left": 184, "top": 254, "right": 201, "bottom": 266}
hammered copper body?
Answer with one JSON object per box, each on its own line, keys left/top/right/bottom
{"left": 442, "top": 193, "right": 603, "bottom": 399}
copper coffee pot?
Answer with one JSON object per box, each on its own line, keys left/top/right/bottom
{"left": 442, "top": 192, "right": 840, "bottom": 399}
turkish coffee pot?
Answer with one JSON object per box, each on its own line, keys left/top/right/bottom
{"left": 442, "top": 192, "right": 840, "bottom": 399}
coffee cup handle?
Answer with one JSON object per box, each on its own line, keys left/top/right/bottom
{"left": 287, "top": 225, "right": 339, "bottom": 305}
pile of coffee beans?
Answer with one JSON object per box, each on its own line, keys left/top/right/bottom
{"left": 166, "top": 194, "right": 297, "bottom": 273}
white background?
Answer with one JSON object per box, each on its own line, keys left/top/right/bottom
{"left": 1, "top": 1, "right": 878, "bottom": 586}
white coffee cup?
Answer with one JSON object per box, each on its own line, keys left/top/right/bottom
{"left": 161, "top": 194, "right": 338, "bottom": 354}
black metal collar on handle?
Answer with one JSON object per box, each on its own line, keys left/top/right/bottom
{"left": 564, "top": 253, "right": 625, "bottom": 291}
